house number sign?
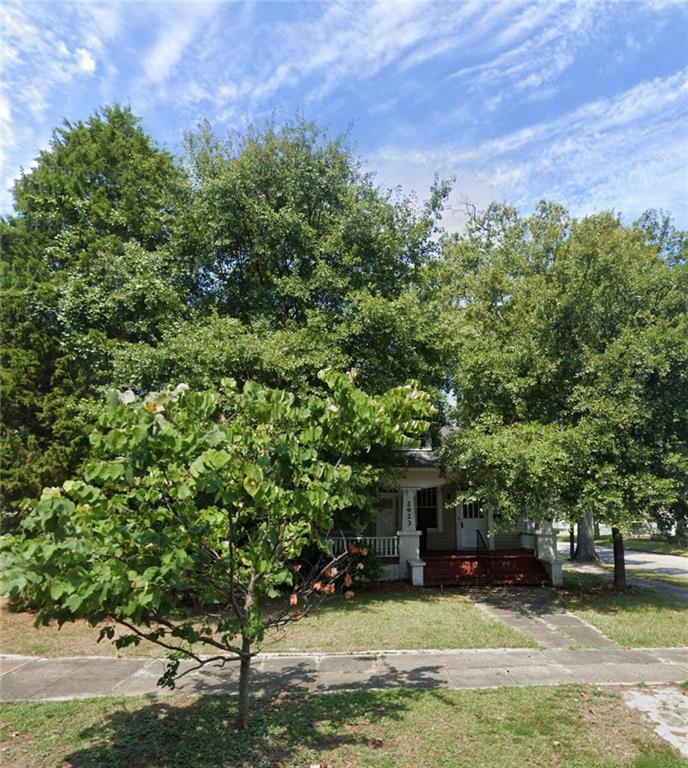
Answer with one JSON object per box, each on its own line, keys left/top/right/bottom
{"left": 406, "top": 497, "right": 413, "bottom": 528}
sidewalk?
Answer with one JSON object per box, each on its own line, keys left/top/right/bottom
{"left": 2, "top": 646, "right": 688, "bottom": 702}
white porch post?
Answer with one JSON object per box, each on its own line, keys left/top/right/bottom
{"left": 487, "top": 505, "right": 496, "bottom": 551}
{"left": 534, "top": 520, "right": 563, "bottom": 586}
{"left": 401, "top": 488, "right": 417, "bottom": 532}
{"left": 398, "top": 487, "right": 424, "bottom": 585}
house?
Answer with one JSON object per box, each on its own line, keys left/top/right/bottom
{"left": 331, "top": 446, "right": 563, "bottom": 587}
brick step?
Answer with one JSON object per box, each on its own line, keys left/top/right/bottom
{"left": 424, "top": 579, "right": 550, "bottom": 587}
{"left": 423, "top": 553, "right": 550, "bottom": 587}
{"left": 425, "top": 557, "right": 540, "bottom": 567}
{"left": 425, "top": 577, "right": 549, "bottom": 585}
{"left": 425, "top": 571, "right": 547, "bottom": 580}
{"left": 424, "top": 563, "right": 546, "bottom": 574}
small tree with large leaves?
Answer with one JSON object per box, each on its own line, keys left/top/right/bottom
{"left": 0, "top": 371, "right": 431, "bottom": 728}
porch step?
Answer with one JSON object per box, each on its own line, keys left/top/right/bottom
{"left": 423, "top": 552, "right": 551, "bottom": 587}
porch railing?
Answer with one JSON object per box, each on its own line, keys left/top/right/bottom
{"left": 476, "top": 528, "right": 490, "bottom": 579}
{"left": 329, "top": 535, "right": 399, "bottom": 558}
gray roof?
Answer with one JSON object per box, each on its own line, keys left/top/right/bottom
{"left": 392, "top": 448, "right": 440, "bottom": 469}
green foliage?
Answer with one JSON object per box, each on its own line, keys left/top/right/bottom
{"left": 181, "top": 118, "right": 447, "bottom": 322}
{"left": 177, "top": 117, "right": 453, "bottom": 397}
{"left": 1, "top": 106, "right": 188, "bottom": 521}
{"left": 2, "top": 108, "right": 451, "bottom": 525}
{"left": 112, "top": 313, "right": 347, "bottom": 393}
{"left": 1, "top": 372, "right": 431, "bottom": 689}
{"left": 441, "top": 203, "right": 688, "bottom": 534}
{"left": 5, "top": 100, "right": 685, "bottom": 562}
{"left": 13, "top": 104, "right": 184, "bottom": 268}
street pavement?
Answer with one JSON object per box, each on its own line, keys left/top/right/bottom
{"left": 575, "top": 543, "right": 688, "bottom": 577}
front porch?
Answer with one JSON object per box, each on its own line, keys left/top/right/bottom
{"left": 330, "top": 535, "right": 556, "bottom": 587}
{"left": 330, "top": 447, "right": 562, "bottom": 587}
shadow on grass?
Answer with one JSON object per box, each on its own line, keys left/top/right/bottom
{"left": 63, "top": 688, "right": 453, "bottom": 768}
{"left": 55, "top": 685, "right": 685, "bottom": 768}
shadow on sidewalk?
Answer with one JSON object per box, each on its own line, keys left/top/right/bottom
{"left": 464, "top": 585, "right": 562, "bottom": 618}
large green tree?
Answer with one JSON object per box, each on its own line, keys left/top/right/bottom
{"left": 155, "top": 117, "right": 454, "bottom": 395}
{"left": 1, "top": 106, "right": 188, "bottom": 522}
{"left": 3, "top": 109, "right": 452, "bottom": 523}
{"left": 441, "top": 203, "right": 687, "bottom": 587}
{"left": 180, "top": 119, "right": 445, "bottom": 321}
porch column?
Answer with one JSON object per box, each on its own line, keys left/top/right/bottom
{"left": 487, "top": 505, "right": 496, "bottom": 551}
{"left": 398, "top": 487, "right": 423, "bottom": 584}
{"left": 534, "top": 520, "right": 562, "bottom": 586}
{"left": 401, "top": 488, "right": 417, "bottom": 532}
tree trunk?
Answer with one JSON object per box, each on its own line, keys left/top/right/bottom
{"left": 675, "top": 510, "right": 688, "bottom": 545}
{"left": 237, "top": 636, "right": 252, "bottom": 730}
{"left": 569, "top": 524, "right": 575, "bottom": 558}
{"left": 574, "top": 510, "right": 598, "bottom": 561}
{"left": 612, "top": 527, "right": 626, "bottom": 590}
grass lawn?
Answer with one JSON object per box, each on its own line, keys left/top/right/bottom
{"left": 1, "top": 685, "right": 684, "bottom": 768}
{"left": 265, "top": 585, "right": 536, "bottom": 652}
{"left": 595, "top": 537, "right": 688, "bottom": 558}
{"left": 559, "top": 572, "right": 688, "bottom": 647}
{"left": 0, "top": 585, "right": 535, "bottom": 658}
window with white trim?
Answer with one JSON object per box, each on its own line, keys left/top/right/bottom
{"left": 417, "top": 487, "right": 441, "bottom": 531}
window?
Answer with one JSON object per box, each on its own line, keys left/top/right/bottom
{"left": 462, "top": 500, "right": 485, "bottom": 519}
{"left": 417, "top": 487, "right": 438, "bottom": 530}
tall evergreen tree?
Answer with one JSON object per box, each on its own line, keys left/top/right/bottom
{"left": 1, "top": 106, "right": 188, "bottom": 523}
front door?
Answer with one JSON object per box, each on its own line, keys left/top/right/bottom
{"left": 457, "top": 500, "right": 487, "bottom": 548}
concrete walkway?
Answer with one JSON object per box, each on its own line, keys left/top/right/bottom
{"left": 2, "top": 647, "right": 688, "bottom": 703}
{"left": 469, "top": 587, "right": 618, "bottom": 649}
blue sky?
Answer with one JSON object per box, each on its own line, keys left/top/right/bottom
{"left": 2, "top": 0, "right": 687, "bottom": 229}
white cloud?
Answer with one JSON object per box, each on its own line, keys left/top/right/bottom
{"left": 140, "top": 2, "right": 222, "bottom": 86}
{"left": 0, "top": 2, "right": 123, "bottom": 212}
{"left": 370, "top": 69, "right": 688, "bottom": 229}
{"left": 449, "top": 0, "right": 600, "bottom": 106}
{"left": 75, "top": 47, "right": 96, "bottom": 73}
